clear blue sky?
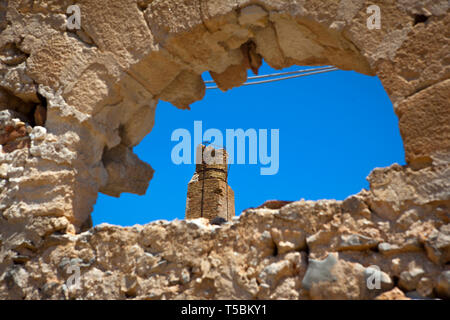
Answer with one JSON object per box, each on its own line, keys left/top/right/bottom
{"left": 92, "top": 62, "right": 405, "bottom": 227}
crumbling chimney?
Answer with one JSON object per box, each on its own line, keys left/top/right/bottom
{"left": 185, "top": 144, "right": 235, "bottom": 222}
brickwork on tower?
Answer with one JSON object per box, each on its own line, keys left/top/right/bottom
{"left": 185, "top": 144, "right": 235, "bottom": 221}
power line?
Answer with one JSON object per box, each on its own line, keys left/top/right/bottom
{"left": 206, "top": 67, "right": 339, "bottom": 89}
{"left": 203, "top": 66, "right": 335, "bottom": 84}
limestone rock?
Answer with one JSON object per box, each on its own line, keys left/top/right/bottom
{"left": 396, "top": 80, "right": 450, "bottom": 165}
{"left": 257, "top": 200, "right": 292, "bottom": 210}
{"left": 159, "top": 70, "right": 205, "bottom": 110}
{"left": 100, "top": 144, "right": 154, "bottom": 197}
{"left": 0, "top": 0, "right": 449, "bottom": 301}
{"left": 375, "top": 287, "right": 410, "bottom": 300}
{"left": 271, "top": 227, "right": 306, "bottom": 254}
{"left": 0, "top": 109, "right": 32, "bottom": 153}
{"left": 238, "top": 5, "right": 268, "bottom": 28}
{"left": 436, "top": 271, "right": 450, "bottom": 299}
{"left": 210, "top": 62, "right": 247, "bottom": 91}
{"left": 338, "top": 234, "right": 379, "bottom": 251}
{"left": 424, "top": 224, "right": 450, "bottom": 265}
{"left": 301, "top": 253, "right": 338, "bottom": 292}
{"left": 302, "top": 253, "right": 393, "bottom": 300}
{"left": 399, "top": 265, "right": 425, "bottom": 292}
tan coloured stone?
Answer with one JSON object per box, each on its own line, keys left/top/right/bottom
{"left": 375, "top": 287, "right": 410, "bottom": 300}
{"left": 302, "top": 253, "right": 393, "bottom": 300}
{"left": 33, "top": 104, "right": 46, "bottom": 127}
{"left": 436, "top": 271, "right": 450, "bottom": 299}
{"left": 253, "top": 24, "right": 287, "bottom": 70}
{"left": 0, "top": 0, "right": 449, "bottom": 301}
{"left": 186, "top": 145, "right": 235, "bottom": 222}
{"left": 159, "top": 70, "right": 205, "bottom": 110}
{"left": 396, "top": 80, "right": 450, "bottom": 166}
{"left": 210, "top": 62, "right": 248, "bottom": 91}
{"left": 271, "top": 227, "right": 306, "bottom": 254}
{"left": 424, "top": 224, "right": 450, "bottom": 265}
{"left": 239, "top": 5, "right": 268, "bottom": 28}
{"left": 100, "top": 144, "right": 154, "bottom": 198}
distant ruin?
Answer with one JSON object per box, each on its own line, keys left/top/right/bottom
{"left": 186, "top": 144, "right": 235, "bottom": 222}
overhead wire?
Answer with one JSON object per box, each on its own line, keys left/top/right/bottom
{"left": 205, "top": 66, "right": 339, "bottom": 89}
{"left": 203, "top": 66, "right": 336, "bottom": 84}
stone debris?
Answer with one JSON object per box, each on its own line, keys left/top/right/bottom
{"left": 0, "top": 110, "right": 32, "bottom": 153}
{"left": 302, "top": 253, "right": 338, "bottom": 291}
{"left": 375, "top": 287, "right": 410, "bottom": 300}
{"left": 338, "top": 234, "right": 379, "bottom": 251}
{"left": 0, "top": 163, "right": 448, "bottom": 299}
{"left": 436, "top": 271, "right": 450, "bottom": 299}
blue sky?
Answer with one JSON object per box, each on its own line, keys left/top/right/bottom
{"left": 92, "top": 62, "right": 405, "bottom": 227}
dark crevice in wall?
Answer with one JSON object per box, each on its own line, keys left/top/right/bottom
{"left": 211, "top": 216, "right": 227, "bottom": 225}
{"left": 0, "top": 42, "right": 29, "bottom": 66}
{"left": 34, "top": 91, "right": 47, "bottom": 127}
{"left": 79, "top": 215, "right": 93, "bottom": 233}
{"left": 36, "top": 91, "right": 47, "bottom": 108}
{"left": 272, "top": 242, "right": 278, "bottom": 257}
{"left": 0, "top": 0, "right": 7, "bottom": 33}
{"left": 392, "top": 275, "right": 400, "bottom": 287}
{"left": 303, "top": 242, "right": 310, "bottom": 258}
{"left": 137, "top": 0, "right": 151, "bottom": 11}
{"left": 413, "top": 15, "right": 429, "bottom": 26}
{"left": 0, "top": 88, "right": 48, "bottom": 153}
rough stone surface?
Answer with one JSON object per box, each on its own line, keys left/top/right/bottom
{"left": 0, "top": 0, "right": 449, "bottom": 300}
{"left": 436, "top": 271, "right": 450, "bottom": 299}
{"left": 100, "top": 144, "right": 154, "bottom": 198}
{"left": 0, "top": 163, "right": 448, "bottom": 299}
{"left": 375, "top": 287, "right": 410, "bottom": 300}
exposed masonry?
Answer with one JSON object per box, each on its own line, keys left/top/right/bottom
{"left": 186, "top": 145, "right": 235, "bottom": 222}
{"left": 0, "top": 89, "right": 47, "bottom": 153}
{"left": 0, "top": 110, "right": 31, "bottom": 153}
{"left": 0, "top": 0, "right": 449, "bottom": 300}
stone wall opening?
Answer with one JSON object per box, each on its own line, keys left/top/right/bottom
{"left": 92, "top": 62, "right": 405, "bottom": 227}
{"left": 1, "top": 0, "right": 448, "bottom": 234}
{"left": 90, "top": 1, "right": 446, "bottom": 233}
{"left": 0, "top": 0, "right": 448, "bottom": 300}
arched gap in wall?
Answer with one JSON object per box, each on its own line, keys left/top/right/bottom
{"left": 92, "top": 62, "right": 405, "bottom": 227}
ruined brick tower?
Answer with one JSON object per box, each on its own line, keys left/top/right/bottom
{"left": 185, "top": 144, "right": 235, "bottom": 221}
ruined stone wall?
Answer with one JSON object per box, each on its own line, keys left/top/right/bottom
{"left": 0, "top": 0, "right": 449, "bottom": 299}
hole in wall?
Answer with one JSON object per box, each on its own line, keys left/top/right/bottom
{"left": 0, "top": 88, "right": 47, "bottom": 153}
{"left": 392, "top": 275, "right": 400, "bottom": 287}
{"left": 92, "top": 62, "right": 405, "bottom": 227}
{"left": 272, "top": 242, "right": 278, "bottom": 257}
{"left": 413, "top": 15, "right": 429, "bottom": 25}
{"left": 369, "top": 246, "right": 380, "bottom": 253}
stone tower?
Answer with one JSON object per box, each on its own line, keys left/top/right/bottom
{"left": 185, "top": 144, "right": 235, "bottom": 221}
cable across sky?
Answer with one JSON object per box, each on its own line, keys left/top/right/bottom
{"left": 205, "top": 66, "right": 339, "bottom": 90}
